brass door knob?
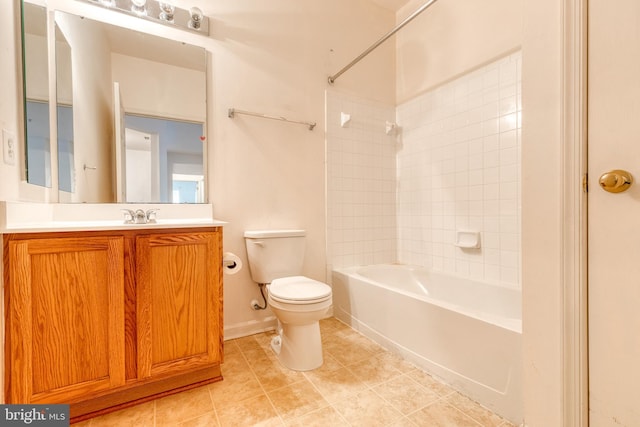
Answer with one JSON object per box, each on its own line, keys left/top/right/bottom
{"left": 599, "top": 170, "right": 633, "bottom": 193}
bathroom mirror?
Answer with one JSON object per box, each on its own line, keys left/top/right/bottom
{"left": 21, "top": 3, "right": 207, "bottom": 203}
{"left": 56, "top": 22, "right": 74, "bottom": 194}
{"left": 23, "top": 3, "right": 51, "bottom": 189}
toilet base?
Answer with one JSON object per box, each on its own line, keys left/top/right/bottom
{"left": 273, "top": 321, "right": 323, "bottom": 371}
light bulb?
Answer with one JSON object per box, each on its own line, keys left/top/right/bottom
{"left": 188, "top": 6, "right": 203, "bottom": 29}
{"left": 130, "top": 0, "right": 147, "bottom": 15}
{"left": 159, "top": 3, "right": 175, "bottom": 21}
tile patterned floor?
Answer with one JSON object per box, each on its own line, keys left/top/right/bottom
{"left": 77, "top": 318, "right": 516, "bottom": 426}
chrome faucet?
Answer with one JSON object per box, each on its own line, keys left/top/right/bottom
{"left": 121, "top": 209, "right": 159, "bottom": 224}
{"left": 134, "top": 209, "right": 147, "bottom": 224}
{"left": 145, "top": 209, "right": 158, "bottom": 224}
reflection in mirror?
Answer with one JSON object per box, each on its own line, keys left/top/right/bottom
{"left": 123, "top": 114, "right": 204, "bottom": 203}
{"left": 23, "top": 3, "right": 51, "bottom": 188}
{"left": 56, "top": 25, "right": 74, "bottom": 193}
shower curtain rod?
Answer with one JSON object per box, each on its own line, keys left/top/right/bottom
{"left": 328, "top": 0, "right": 439, "bottom": 84}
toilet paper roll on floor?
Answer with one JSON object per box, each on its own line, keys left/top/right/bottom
{"left": 223, "top": 252, "right": 243, "bottom": 275}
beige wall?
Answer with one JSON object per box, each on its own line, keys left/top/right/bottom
{"left": 396, "top": 0, "right": 523, "bottom": 103}
{"left": 111, "top": 54, "right": 206, "bottom": 122}
{"left": 521, "top": 0, "right": 566, "bottom": 424}
{"left": 207, "top": 0, "right": 395, "bottom": 335}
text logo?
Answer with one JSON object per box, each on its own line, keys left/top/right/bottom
{"left": 1, "top": 405, "right": 69, "bottom": 426}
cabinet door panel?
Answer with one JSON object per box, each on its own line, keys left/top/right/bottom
{"left": 7, "top": 237, "right": 125, "bottom": 404}
{"left": 137, "top": 231, "right": 221, "bottom": 379}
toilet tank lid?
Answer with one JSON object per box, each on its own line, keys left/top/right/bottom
{"left": 244, "top": 229, "right": 306, "bottom": 238}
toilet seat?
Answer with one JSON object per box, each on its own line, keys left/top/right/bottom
{"left": 269, "top": 276, "right": 332, "bottom": 304}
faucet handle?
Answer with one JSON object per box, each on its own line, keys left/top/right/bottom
{"left": 145, "top": 209, "right": 159, "bottom": 224}
{"left": 121, "top": 209, "right": 136, "bottom": 224}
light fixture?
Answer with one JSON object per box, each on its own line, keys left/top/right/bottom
{"left": 85, "top": 0, "right": 209, "bottom": 35}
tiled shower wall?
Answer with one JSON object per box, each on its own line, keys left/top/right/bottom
{"left": 396, "top": 51, "right": 521, "bottom": 286}
{"left": 327, "top": 51, "right": 521, "bottom": 287}
{"left": 326, "top": 91, "right": 397, "bottom": 270}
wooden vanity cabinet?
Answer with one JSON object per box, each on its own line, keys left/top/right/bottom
{"left": 136, "top": 231, "right": 222, "bottom": 380}
{"left": 4, "top": 235, "right": 126, "bottom": 405}
{"left": 3, "top": 227, "right": 223, "bottom": 420}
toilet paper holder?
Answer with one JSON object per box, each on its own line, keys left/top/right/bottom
{"left": 222, "top": 252, "right": 243, "bottom": 275}
{"left": 223, "top": 259, "right": 237, "bottom": 268}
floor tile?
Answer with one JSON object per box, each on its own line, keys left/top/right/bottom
{"left": 155, "top": 386, "right": 214, "bottom": 426}
{"left": 209, "top": 368, "right": 265, "bottom": 405}
{"left": 284, "top": 405, "right": 349, "bottom": 426}
{"left": 324, "top": 340, "right": 377, "bottom": 366}
{"left": 254, "top": 330, "right": 279, "bottom": 349}
{"left": 408, "top": 400, "right": 482, "bottom": 427}
{"left": 407, "top": 368, "right": 457, "bottom": 397}
{"left": 215, "top": 394, "right": 283, "bottom": 427}
{"left": 332, "top": 389, "right": 405, "bottom": 426}
{"left": 446, "top": 392, "right": 507, "bottom": 426}
{"left": 346, "top": 356, "right": 404, "bottom": 387}
{"left": 374, "top": 351, "right": 418, "bottom": 373}
{"left": 233, "top": 335, "right": 264, "bottom": 352}
{"left": 220, "top": 350, "right": 252, "bottom": 375}
{"left": 173, "top": 411, "right": 220, "bottom": 427}
{"left": 372, "top": 374, "right": 440, "bottom": 415}
{"left": 304, "top": 366, "right": 368, "bottom": 403}
{"left": 251, "top": 358, "right": 306, "bottom": 391}
{"left": 223, "top": 339, "right": 241, "bottom": 356}
{"left": 241, "top": 345, "right": 276, "bottom": 363}
{"left": 89, "top": 401, "right": 154, "bottom": 427}
{"left": 266, "top": 379, "right": 328, "bottom": 420}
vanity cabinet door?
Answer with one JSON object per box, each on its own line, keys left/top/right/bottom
{"left": 5, "top": 235, "right": 126, "bottom": 404}
{"left": 136, "top": 230, "right": 222, "bottom": 380}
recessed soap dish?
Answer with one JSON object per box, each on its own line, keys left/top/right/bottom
{"left": 455, "top": 230, "right": 480, "bottom": 249}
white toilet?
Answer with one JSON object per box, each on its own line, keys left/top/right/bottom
{"left": 244, "top": 229, "right": 332, "bottom": 371}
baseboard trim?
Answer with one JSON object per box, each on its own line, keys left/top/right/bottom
{"left": 224, "top": 317, "right": 278, "bottom": 340}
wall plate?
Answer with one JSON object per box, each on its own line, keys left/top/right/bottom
{"left": 3, "top": 129, "right": 17, "bottom": 166}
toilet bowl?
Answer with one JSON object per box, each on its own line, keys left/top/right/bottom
{"left": 244, "top": 230, "right": 333, "bottom": 371}
{"left": 267, "top": 276, "right": 332, "bottom": 371}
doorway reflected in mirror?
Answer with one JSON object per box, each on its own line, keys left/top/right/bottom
{"left": 122, "top": 114, "right": 204, "bottom": 203}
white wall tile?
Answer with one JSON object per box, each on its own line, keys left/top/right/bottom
{"left": 396, "top": 51, "right": 522, "bottom": 286}
{"left": 328, "top": 52, "right": 521, "bottom": 287}
{"left": 327, "top": 90, "right": 397, "bottom": 269}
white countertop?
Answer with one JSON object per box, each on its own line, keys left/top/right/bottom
{"left": 0, "top": 202, "right": 227, "bottom": 233}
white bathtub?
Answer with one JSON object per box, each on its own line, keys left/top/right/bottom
{"left": 331, "top": 264, "right": 522, "bottom": 424}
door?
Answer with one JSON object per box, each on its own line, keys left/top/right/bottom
{"left": 136, "top": 230, "right": 222, "bottom": 379}
{"left": 588, "top": 0, "right": 640, "bottom": 425}
{"left": 5, "top": 235, "right": 125, "bottom": 404}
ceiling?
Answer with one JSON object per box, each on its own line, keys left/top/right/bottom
{"left": 369, "top": 0, "right": 411, "bottom": 12}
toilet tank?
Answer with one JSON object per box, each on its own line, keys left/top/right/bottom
{"left": 244, "top": 229, "right": 306, "bottom": 284}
